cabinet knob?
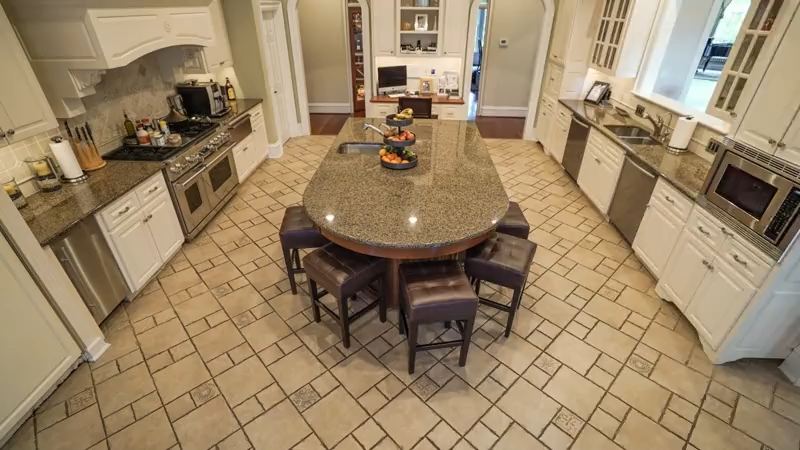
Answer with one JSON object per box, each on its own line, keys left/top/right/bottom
{"left": 697, "top": 225, "right": 710, "bottom": 236}
{"left": 769, "top": 138, "right": 777, "bottom": 145}
{"left": 777, "top": 141, "right": 786, "bottom": 149}
{"left": 728, "top": 111, "right": 737, "bottom": 118}
{"left": 594, "top": 157, "right": 601, "bottom": 164}
{"left": 720, "top": 227, "right": 733, "bottom": 237}
{"left": 665, "top": 195, "right": 674, "bottom": 204}
{"left": 6, "top": 129, "right": 14, "bottom": 137}
{"left": 0, "top": 130, "right": 5, "bottom": 139}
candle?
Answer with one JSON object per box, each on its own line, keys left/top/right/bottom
{"left": 33, "top": 160, "right": 52, "bottom": 176}
{"left": 3, "top": 182, "right": 16, "bottom": 195}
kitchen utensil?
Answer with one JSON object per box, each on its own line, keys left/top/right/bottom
{"left": 667, "top": 115, "right": 698, "bottom": 154}
{"left": 49, "top": 137, "right": 87, "bottom": 182}
{"left": 79, "top": 126, "right": 106, "bottom": 171}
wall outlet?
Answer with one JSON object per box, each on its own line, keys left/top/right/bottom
{"left": 635, "top": 105, "right": 646, "bottom": 117}
{"left": 499, "top": 39, "right": 509, "bottom": 48}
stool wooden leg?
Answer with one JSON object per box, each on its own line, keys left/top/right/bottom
{"left": 283, "top": 246, "right": 298, "bottom": 295}
{"left": 293, "top": 249, "right": 302, "bottom": 271}
{"left": 339, "top": 296, "right": 351, "bottom": 348}
{"left": 459, "top": 317, "right": 475, "bottom": 367}
{"left": 407, "top": 321, "right": 418, "bottom": 374}
{"left": 309, "top": 279, "right": 321, "bottom": 323}
{"left": 474, "top": 279, "right": 482, "bottom": 297}
{"left": 504, "top": 287, "right": 523, "bottom": 338}
{"left": 398, "top": 303, "right": 405, "bottom": 335}
{"left": 379, "top": 277, "right": 387, "bottom": 323}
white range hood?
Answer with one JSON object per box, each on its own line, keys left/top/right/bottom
{"left": 4, "top": 0, "right": 216, "bottom": 118}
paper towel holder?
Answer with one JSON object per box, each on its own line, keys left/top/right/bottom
{"left": 51, "top": 136, "right": 89, "bottom": 184}
{"left": 665, "top": 114, "right": 697, "bottom": 155}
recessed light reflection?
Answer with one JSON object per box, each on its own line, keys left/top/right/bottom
{"left": 491, "top": 219, "right": 498, "bottom": 224}
{"left": 409, "top": 216, "right": 418, "bottom": 224}
{"left": 325, "top": 214, "right": 335, "bottom": 222}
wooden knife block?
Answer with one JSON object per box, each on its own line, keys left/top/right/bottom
{"left": 72, "top": 141, "right": 106, "bottom": 171}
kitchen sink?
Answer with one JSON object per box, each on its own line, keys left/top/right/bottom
{"left": 620, "top": 136, "right": 660, "bottom": 146}
{"left": 337, "top": 142, "right": 384, "bottom": 155}
{"left": 604, "top": 125, "right": 660, "bottom": 146}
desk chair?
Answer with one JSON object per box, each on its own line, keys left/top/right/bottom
{"left": 399, "top": 97, "right": 433, "bottom": 119}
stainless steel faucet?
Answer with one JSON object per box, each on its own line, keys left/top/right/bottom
{"left": 643, "top": 112, "right": 673, "bottom": 142}
{"left": 363, "top": 123, "right": 385, "bottom": 137}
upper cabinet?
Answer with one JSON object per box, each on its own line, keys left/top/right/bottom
{"left": 443, "top": 0, "right": 469, "bottom": 56}
{"left": 0, "top": 5, "right": 57, "bottom": 144}
{"left": 372, "top": 0, "right": 395, "bottom": 56}
{"left": 203, "top": 0, "right": 234, "bottom": 72}
{"left": 549, "top": 0, "right": 577, "bottom": 65}
{"left": 589, "top": 0, "right": 659, "bottom": 78}
{"left": 732, "top": 0, "right": 800, "bottom": 164}
{"left": 10, "top": 5, "right": 216, "bottom": 118}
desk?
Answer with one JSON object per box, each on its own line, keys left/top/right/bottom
{"left": 370, "top": 95, "right": 466, "bottom": 105}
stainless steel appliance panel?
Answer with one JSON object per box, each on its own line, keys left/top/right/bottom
{"left": 176, "top": 82, "right": 225, "bottom": 117}
{"left": 50, "top": 217, "right": 130, "bottom": 324}
{"left": 563, "top": 114, "right": 591, "bottom": 180}
{"left": 173, "top": 165, "right": 214, "bottom": 235}
{"left": 228, "top": 114, "right": 253, "bottom": 144}
{"left": 203, "top": 142, "right": 238, "bottom": 204}
{"left": 608, "top": 156, "right": 659, "bottom": 244}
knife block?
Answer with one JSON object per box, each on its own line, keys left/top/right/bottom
{"left": 72, "top": 141, "right": 106, "bottom": 171}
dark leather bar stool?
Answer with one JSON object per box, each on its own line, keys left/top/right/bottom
{"left": 398, "top": 261, "right": 479, "bottom": 374}
{"left": 304, "top": 244, "right": 387, "bottom": 348}
{"left": 279, "top": 206, "right": 329, "bottom": 294}
{"left": 465, "top": 233, "right": 537, "bottom": 337}
{"left": 495, "top": 201, "right": 530, "bottom": 239}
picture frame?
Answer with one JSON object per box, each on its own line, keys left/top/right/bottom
{"left": 584, "top": 81, "right": 611, "bottom": 104}
{"left": 419, "top": 77, "right": 436, "bottom": 95}
{"left": 414, "top": 14, "right": 428, "bottom": 31}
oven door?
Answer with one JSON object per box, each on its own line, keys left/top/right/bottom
{"left": 173, "top": 165, "right": 213, "bottom": 235}
{"left": 707, "top": 151, "right": 795, "bottom": 233}
{"left": 202, "top": 142, "right": 239, "bottom": 204}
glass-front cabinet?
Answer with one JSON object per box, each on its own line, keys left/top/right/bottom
{"left": 347, "top": 3, "right": 365, "bottom": 113}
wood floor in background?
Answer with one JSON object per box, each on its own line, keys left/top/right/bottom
{"left": 309, "top": 114, "right": 351, "bottom": 135}
{"left": 474, "top": 116, "right": 526, "bottom": 139}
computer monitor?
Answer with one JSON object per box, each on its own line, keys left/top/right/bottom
{"left": 377, "top": 66, "right": 407, "bottom": 95}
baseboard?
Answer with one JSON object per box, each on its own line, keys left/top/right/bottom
{"left": 83, "top": 336, "right": 110, "bottom": 362}
{"left": 269, "top": 142, "right": 284, "bottom": 159}
{"left": 308, "top": 103, "right": 351, "bottom": 114}
{"left": 480, "top": 106, "right": 529, "bottom": 118}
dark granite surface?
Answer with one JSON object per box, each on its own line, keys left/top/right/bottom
{"left": 212, "top": 99, "right": 264, "bottom": 127}
{"left": 303, "top": 118, "right": 509, "bottom": 248}
{"left": 559, "top": 99, "right": 712, "bottom": 199}
{"left": 21, "top": 161, "right": 164, "bottom": 245}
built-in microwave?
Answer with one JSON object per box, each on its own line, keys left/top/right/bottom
{"left": 702, "top": 138, "right": 800, "bottom": 252}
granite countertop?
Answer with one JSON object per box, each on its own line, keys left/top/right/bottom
{"left": 559, "top": 99, "right": 712, "bottom": 199}
{"left": 21, "top": 161, "right": 164, "bottom": 245}
{"left": 303, "top": 118, "right": 509, "bottom": 248}
{"left": 212, "top": 99, "right": 264, "bottom": 127}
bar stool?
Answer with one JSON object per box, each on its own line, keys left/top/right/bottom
{"left": 495, "top": 201, "right": 530, "bottom": 239}
{"left": 465, "top": 233, "right": 537, "bottom": 337}
{"left": 304, "top": 244, "right": 387, "bottom": 348}
{"left": 279, "top": 206, "right": 330, "bottom": 294}
{"left": 398, "top": 261, "right": 479, "bottom": 374}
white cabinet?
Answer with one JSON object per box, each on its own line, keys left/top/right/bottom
{"left": 443, "top": 0, "right": 469, "bottom": 56}
{"left": 234, "top": 134, "right": 258, "bottom": 182}
{"left": 686, "top": 257, "right": 756, "bottom": 349}
{"left": 203, "top": 0, "right": 234, "bottom": 71}
{"left": 0, "top": 7, "right": 56, "bottom": 145}
{"left": 96, "top": 172, "right": 183, "bottom": 293}
{"left": 779, "top": 111, "right": 800, "bottom": 165}
{"left": 709, "top": 0, "right": 798, "bottom": 123}
{"left": 577, "top": 129, "right": 624, "bottom": 214}
{"left": 658, "top": 231, "right": 715, "bottom": 311}
{"left": 142, "top": 195, "right": 184, "bottom": 261}
{"left": 537, "top": 96, "right": 555, "bottom": 151}
{"left": 633, "top": 178, "right": 693, "bottom": 278}
{"left": 549, "top": 0, "right": 577, "bottom": 65}
{"left": 372, "top": 0, "right": 395, "bottom": 56}
{"left": 549, "top": 104, "right": 571, "bottom": 163}
{"left": 589, "top": 0, "right": 659, "bottom": 78}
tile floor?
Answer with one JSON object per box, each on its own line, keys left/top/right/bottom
{"left": 4, "top": 137, "right": 800, "bottom": 450}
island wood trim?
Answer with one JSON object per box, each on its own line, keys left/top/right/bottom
{"left": 370, "top": 95, "right": 465, "bottom": 105}
{"left": 320, "top": 229, "right": 491, "bottom": 260}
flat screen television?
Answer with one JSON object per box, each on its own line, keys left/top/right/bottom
{"left": 377, "top": 66, "right": 407, "bottom": 95}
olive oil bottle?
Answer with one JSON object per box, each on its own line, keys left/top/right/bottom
{"left": 225, "top": 78, "right": 236, "bottom": 101}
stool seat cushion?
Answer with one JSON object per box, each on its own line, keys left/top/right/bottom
{"left": 279, "top": 206, "right": 329, "bottom": 249}
{"left": 465, "top": 233, "right": 537, "bottom": 288}
{"left": 303, "top": 244, "right": 385, "bottom": 300}
{"left": 495, "top": 202, "right": 530, "bottom": 239}
{"left": 400, "top": 261, "right": 478, "bottom": 323}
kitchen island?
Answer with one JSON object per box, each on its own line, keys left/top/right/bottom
{"left": 303, "top": 118, "right": 509, "bottom": 301}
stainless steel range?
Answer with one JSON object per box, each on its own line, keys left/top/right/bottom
{"left": 104, "top": 122, "right": 239, "bottom": 239}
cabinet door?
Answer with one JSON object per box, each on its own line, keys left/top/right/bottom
{"left": 550, "top": 0, "right": 576, "bottom": 64}
{"left": 537, "top": 101, "right": 553, "bottom": 149}
{"left": 203, "top": 0, "right": 233, "bottom": 70}
{"left": 372, "top": 0, "right": 395, "bottom": 56}
{"left": 0, "top": 8, "right": 57, "bottom": 143}
{"left": 708, "top": 0, "right": 795, "bottom": 122}
{"left": 234, "top": 144, "right": 249, "bottom": 181}
{"left": 252, "top": 120, "right": 270, "bottom": 163}
{"left": 590, "top": 0, "right": 630, "bottom": 74}
{"left": 686, "top": 258, "right": 756, "bottom": 349}
{"left": 735, "top": 5, "right": 800, "bottom": 155}
{"left": 633, "top": 203, "right": 682, "bottom": 278}
{"left": 166, "top": 7, "right": 215, "bottom": 45}
{"left": 658, "top": 231, "right": 714, "bottom": 311}
{"left": 550, "top": 117, "right": 570, "bottom": 164}
{"left": 88, "top": 9, "right": 170, "bottom": 67}
{"left": 110, "top": 212, "right": 162, "bottom": 292}
{"left": 577, "top": 144, "right": 603, "bottom": 208}
{"left": 777, "top": 109, "right": 800, "bottom": 165}
{"left": 143, "top": 194, "right": 184, "bottom": 262}
{"left": 443, "top": 0, "right": 469, "bottom": 56}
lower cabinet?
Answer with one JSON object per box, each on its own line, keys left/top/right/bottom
{"left": 659, "top": 230, "right": 717, "bottom": 311}
{"left": 577, "top": 130, "right": 624, "bottom": 214}
{"left": 97, "top": 172, "right": 183, "bottom": 293}
{"left": 234, "top": 134, "right": 257, "bottom": 181}
{"left": 633, "top": 203, "right": 682, "bottom": 277}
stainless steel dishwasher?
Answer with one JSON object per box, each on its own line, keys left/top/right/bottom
{"left": 562, "top": 113, "right": 591, "bottom": 180}
{"left": 608, "top": 155, "right": 659, "bottom": 244}
{"left": 50, "top": 217, "right": 130, "bottom": 324}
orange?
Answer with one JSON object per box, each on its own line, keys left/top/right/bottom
{"left": 401, "top": 160, "right": 409, "bottom": 163}
{"left": 379, "top": 149, "right": 387, "bottom": 156}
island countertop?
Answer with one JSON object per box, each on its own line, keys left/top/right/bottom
{"left": 559, "top": 99, "right": 712, "bottom": 199}
{"left": 303, "top": 118, "right": 509, "bottom": 249}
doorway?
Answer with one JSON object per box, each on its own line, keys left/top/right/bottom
{"left": 470, "top": 0, "right": 489, "bottom": 120}
{"left": 346, "top": 3, "right": 366, "bottom": 116}
{"left": 261, "top": 4, "right": 297, "bottom": 145}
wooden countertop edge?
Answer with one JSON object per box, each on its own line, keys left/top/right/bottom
{"left": 370, "top": 96, "right": 466, "bottom": 105}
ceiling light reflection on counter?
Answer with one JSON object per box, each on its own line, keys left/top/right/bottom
{"left": 325, "top": 214, "right": 335, "bottom": 222}
{"left": 408, "top": 216, "right": 418, "bottom": 224}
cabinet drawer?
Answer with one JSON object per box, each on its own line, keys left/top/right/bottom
{"left": 98, "top": 191, "right": 141, "bottom": 231}
{"left": 440, "top": 106, "right": 461, "bottom": 120}
{"left": 651, "top": 178, "right": 692, "bottom": 221}
{"left": 720, "top": 238, "right": 773, "bottom": 286}
{"left": 135, "top": 172, "right": 169, "bottom": 207}
{"left": 247, "top": 106, "right": 264, "bottom": 122}
{"left": 687, "top": 208, "right": 726, "bottom": 251}
{"left": 374, "top": 104, "right": 394, "bottom": 118}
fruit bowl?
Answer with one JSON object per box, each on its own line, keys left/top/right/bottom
{"left": 383, "top": 136, "right": 416, "bottom": 147}
{"left": 379, "top": 147, "right": 417, "bottom": 170}
{"left": 385, "top": 114, "right": 413, "bottom": 127}
{"left": 381, "top": 155, "right": 418, "bottom": 170}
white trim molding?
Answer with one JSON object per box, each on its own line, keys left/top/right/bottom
{"left": 308, "top": 103, "right": 352, "bottom": 114}
{"left": 480, "top": 106, "right": 529, "bottom": 118}
{"left": 269, "top": 142, "right": 284, "bottom": 159}
{"left": 524, "top": 0, "right": 555, "bottom": 141}
{"left": 287, "top": 0, "right": 311, "bottom": 135}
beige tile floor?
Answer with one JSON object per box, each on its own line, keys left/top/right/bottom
{"left": 4, "top": 136, "right": 800, "bottom": 450}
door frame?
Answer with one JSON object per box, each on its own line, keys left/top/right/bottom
{"left": 260, "top": 2, "right": 302, "bottom": 142}
{"left": 523, "top": 0, "right": 555, "bottom": 141}
{"left": 476, "top": 0, "right": 492, "bottom": 116}
{"left": 342, "top": 2, "right": 355, "bottom": 114}
{"left": 285, "top": 0, "right": 311, "bottom": 135}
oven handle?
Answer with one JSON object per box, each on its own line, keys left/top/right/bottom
{"left": 229, "top": 113, "right": 252, "bottom": 129}
{"left": 205, "top": 142, "right": 236, "bottom": 168}
{"left": 178, "top": 166, "right": 207, "bottom": 189}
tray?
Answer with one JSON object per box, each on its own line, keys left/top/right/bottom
{"left": 385, "top": 114, "right": 413, "bottom": 127}
{"left": 381, "top": 157, "right": 418, "bottom": 170}
{"left": 383, "top": 136, "right": 416, "bottom": 147}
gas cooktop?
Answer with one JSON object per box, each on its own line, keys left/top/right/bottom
{"left": 103, "top": 121, "right": 218, "bottom": 162}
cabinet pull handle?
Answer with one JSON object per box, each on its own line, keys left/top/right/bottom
{"left": 6, "top": 129, "right": 14, "bottom": 137}
{"left": 147, "top": 186, "right": 159, "bottom": 194}
{"left": 0, "top": 130, "right": 5, "bottom": 139}
{"left": 729, "top": 111, "right": 737, "bottom": 118}
{"left": 117, "top": 206, "right": 131, "bottom": 216}
{"left": 769, "top": 138, "right": 777, "bottom": 145}
{"left": 777, "top": 141, "right": 786, "bottom": 149}
{"left": 702, "top": 259, "right": 709, "bottom": 267}
{"left": 697, "top": 225, "right": 710, "bottom": 236}
{"left": 594, "top": 157, "right": 601, "bottom": 163}
{"left": 720, "top": 227, "right": 733, "bottom": 237}
{"left": 702, "top": 259, "right": 714, "bottom": 271}
{"left": 665, "top": 195, "right": 674, "bottom": 204}
{"left": 143, "top": 214, "right": 153, "bottom": 223}
{"left": 732, "top": 254, "right": 748, "bottom": 267}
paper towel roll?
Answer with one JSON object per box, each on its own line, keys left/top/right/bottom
{"left": 668, "top": 115, "right": 698, "bottom": 150}
{"left": 50, "top": 139, "right": 84, "bottom": 179}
